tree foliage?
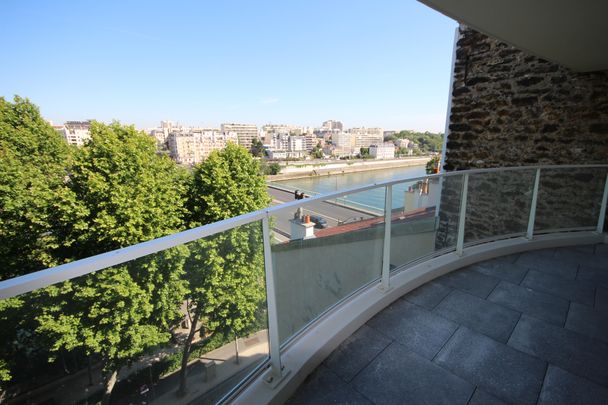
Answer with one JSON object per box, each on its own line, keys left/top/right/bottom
{"left": 60, "top": 121, "right": 188, "bottom": 259}
{"left": 311, "top": 141, "right": 324, "bottom": 159}
{"left": 178, "top": 143, "right": 270, "bottom": 395}
{"left": 0, "top": 96, "right": 81, "bottom": 279}
{"left": 3, "top": 121, "right": 191, "bottom": 402}
{"left": 0, "top": 96, "right": 84, "bottom": 384}
{"left": 392, "top": 130, "right": 443, "bottom": 153}
{"left": 187, "top": 143, "right": 270, "bottom": 226}
{"left": 1, "top": 100, "right": 274, "bottom": 402}
{"left": 426, "top": 155, "right": 441, "bottom": 174}
{"left": 249, "top": 138, "right": 265, "bottom": 157}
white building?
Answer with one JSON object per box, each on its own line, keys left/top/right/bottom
{"left": 334, "top": 132, "right": 354, "bottom": 151}
{"left": 221, "top": 123, "right": 259, "bottom": 149}
{"left": 60, "top": 121, "right": 92, "bottom": 146}
{"left": 370, "top": 143, "right": 395, "bottom": 159}
{"left": 395, "top": 138, "right": 414, "bottom": 148}
{"left": 349, "top": 127, "right": 384, "bottom": 149}
{"left": 168, "top": 130, "right": 238, "bottom": 165}
{"left": 322, "top": 120, "right": 343, "bottom": 131}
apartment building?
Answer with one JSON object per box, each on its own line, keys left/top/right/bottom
{"left": 58, "top": 121, "right": 92, "bottom": 146}
{"left": 220, "top": 123, "right": 259, "bottom": 149}
{"left": 322, "top": 120, "right": 343, "bottom": 131}
{"left": 349, "top": 127, "right": 384, "bottom": 149}
{"left": 333, "top": 132, "right": 354, "bottom": 151}
{"left": 369, "top": 142, "right": 395, "bottom": 159}
{"left": 168, "top": 130, "right": 237, "bottom": 165}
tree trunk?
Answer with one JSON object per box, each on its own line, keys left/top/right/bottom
{"left": 234, "top": 333, "right": 240, "bottom": 365}
{"left": 87, "top": 355, "right": 93, "bottom": 386}
{"left": 101, "top": 369, "right": 118, "bottom": 405}
{"left": 177, "top": 307, "right": 202, "bottom": 397}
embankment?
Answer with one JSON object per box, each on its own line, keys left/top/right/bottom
{"left": 267, "top": 157, "right": 431, "bottom": 181}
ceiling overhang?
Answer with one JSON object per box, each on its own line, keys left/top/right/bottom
{"left": 418, "top": 0, "right": 608, "bottom": 72}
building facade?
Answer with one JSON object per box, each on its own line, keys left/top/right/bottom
{"left": 369, "top": 143, "right": 396, "bottom": 159}
{"left": 60, "top": 120, "right": 92, "bottom": 146}
{"left": 221, "top": 123, "right": 259, "bottom": 149}
{"left": 167, "top": 130, "right": 238, "bottom": 165}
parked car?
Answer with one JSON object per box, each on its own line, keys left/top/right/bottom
{"left": 309, "top": 215, "right": 328, "bottom": 229}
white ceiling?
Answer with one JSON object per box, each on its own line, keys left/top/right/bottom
{"left": 419, "top": 0, "right": 608, "bottom": 72}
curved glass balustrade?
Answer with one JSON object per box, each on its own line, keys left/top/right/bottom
{"left": 0, "top": 165, "right": 607, "bottom": 404}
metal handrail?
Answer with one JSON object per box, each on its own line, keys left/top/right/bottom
{"left": 1, "top": 163, "right": 607, "bottom": 299}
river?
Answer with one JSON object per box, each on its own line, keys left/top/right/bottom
{"left": 270, "top": 165, "right": 428, "bottom": 213}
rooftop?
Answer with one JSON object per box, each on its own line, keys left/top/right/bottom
{"left": 289, "top": 244, "right": 608, "bottom": 404}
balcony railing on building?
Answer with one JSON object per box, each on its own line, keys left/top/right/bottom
{"left": 0, "top": 164, "right": 607, "bottom": 404}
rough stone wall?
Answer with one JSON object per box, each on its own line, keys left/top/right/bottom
{"left": 436, "top": 26, "right": 608, "bottom": 248}
{"left": 445, "top": 26, "right": 608, "bottom": 170}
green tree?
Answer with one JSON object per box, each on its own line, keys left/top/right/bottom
{"left": 311, "top": 141, "right": 324, "bottom": 159}
{"left": 0, "top": 96, "right": 82, "bottom": 279}
{"left": 358, "top": 147, "right": 371, "bottom": 159}
{"left": 426, "top": 155, "right": 441, "bottom": 174}
{"left": 37, "top": 122, "right": 189, "bottom": 403}
{"left": 178, "top": 143, "right": 270, "bottom": 396}
{"left": 249, "top": 138, "right": 265, "bottom": 157}
{"left": 0, "top": 96, "right": 84, "bottom": 385}
{"left": 186, "top": 143, "right": 270, "bottom": 226}
{"left": 393, "top": 130, "right": 443, "bottom": 153}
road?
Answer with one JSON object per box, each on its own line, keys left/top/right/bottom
{"left": 267, "top": 186, "right": 376, "bottom": 241}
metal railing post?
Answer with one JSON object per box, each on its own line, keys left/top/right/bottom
{"left": 456, "top": 173, "right": 469, "bottom": 256}
{"left": 527, "top": 168, "right": 541, "bottom": 239}
{"left": 597, "top": 172, "right": 608, "bottom": 234}
{"left": 261, "top": 216, "right": 288, "bottom": 386}
{"left": 381, "top": 185, "right": 392, "bottom": 291}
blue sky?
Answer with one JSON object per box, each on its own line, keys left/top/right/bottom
{"left": 0, "top": 1, "right": 457, "bottom": 132}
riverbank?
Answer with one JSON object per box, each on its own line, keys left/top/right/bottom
{"left": 266, "top": 157, "right": 431, "bottom": 181}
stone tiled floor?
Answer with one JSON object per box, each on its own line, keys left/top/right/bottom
{"left": 288, "top": 244, "right": 608, "bottom": 405}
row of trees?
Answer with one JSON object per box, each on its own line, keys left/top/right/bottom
{"left": 0, "top": 97, "right": 270, "bottom": 403}
{"left": 384, "top": 130, "right": 443, "bottom": 153}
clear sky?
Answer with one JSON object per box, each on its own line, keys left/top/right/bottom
{"left": 0, "top": 1, "right": 457, "bottom": 132}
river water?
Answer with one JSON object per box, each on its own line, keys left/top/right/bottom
{"left": 270, "top": 165, "right": 428, "bottom": 213}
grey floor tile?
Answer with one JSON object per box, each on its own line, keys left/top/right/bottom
{"left": 521, "top": 269, "right": 595, "bottom": 305}
{"left": 403, "top": 281, "right": 453, "bottom": 310}
{"left": 488, "top": 281, "right": 569, "bottom": 326}
{"left": 288, "top": 364, "right": 372, "bottom": 405}
{"left": 367, "top": 299, "right": 458, "bottom": 360}
{"left": 352, "top": 342, "right": 474, "bottom": 405}
{"left": 469, "top": 260, "right": 529, "bottom": 285}
{"left": 434, "top": 290, "right": 520, "bottom": 343}
{"left": 565, "top": 302, "right": 608, "bottom": 343}
{"left": 516, "top": 253, "right": 578, "bottom": 280}
{"left": 324, "top": 324, "right": 392, "bottom": 382}
{"left": 538, "top": 365, "right": 608, "bottom": 405}
{"left": 468, "top": 388, "right": 508, "bottom": 405}
{"left": 577, "top": 265, "right": 608, "bottom": 288}
{"left": 554, "top": 246, "right": 606, "bottom": 269}
{"left": 597, "top": 287, "right": 608, "bottom": 311}
{"left": 559, "top": 245, "right": 596, "bottom": 254}
{"left": 434, "top": 327, "right": 546, "bottom": 405}
{"left": 595, "top": 244, "right": 608, "bottom": 258}
{"left": 518, "top": 248, "right": 556, "bottom": 260}
{"left": 436, "top": 268, "right": 500, "bottom": 299}
{"left": 479, "top": 254, "right": 521, "bottom": 266}
{"left": 508, "top": 314, "right": 608, "bottom": 387}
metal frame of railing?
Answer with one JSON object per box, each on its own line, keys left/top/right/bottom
{"left": 1, "top": 164, "right": 607, "bottom": 399}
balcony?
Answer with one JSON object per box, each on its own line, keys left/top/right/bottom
{"left": 289, "top": 244, "right": 608, "bottom": 404}
{"left": 1, "top": 165, "right": 607, "bottom": 404}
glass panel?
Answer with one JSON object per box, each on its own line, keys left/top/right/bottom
{"left": 390, "top": 174, "right": 463, "bottom": 270}
{"left": 0, "top": 221, "right": 269, "bottom": 404}
{"left": 464, "top": 169, "right": 536, "bottom": 244}
{"left": 535, "top": 167, "right": 608, "bottom": 232}
{"left": 270, "top": 188, "right": 385, "bottom": 344}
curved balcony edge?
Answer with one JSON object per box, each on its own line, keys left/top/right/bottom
{"left": 229, "top": 230, "right": 605, "bottom": 405}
